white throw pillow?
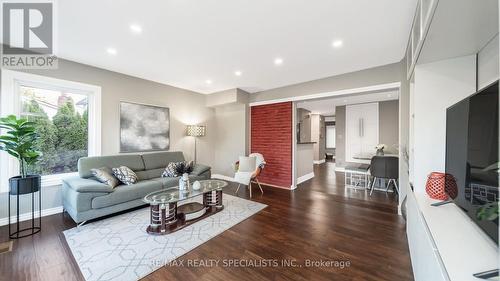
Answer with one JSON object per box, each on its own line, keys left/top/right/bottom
{"left": 239, "top": 156, "right": 256, "bottom": 172}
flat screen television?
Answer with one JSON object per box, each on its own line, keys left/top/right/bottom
{"left": 446, "top": 80, "right": 499, "bottom": 244}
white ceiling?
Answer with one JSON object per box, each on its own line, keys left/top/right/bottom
{"left": 297, "top": 90, "right": 399, "bottom": 115}
{"left": 54, "top": 0, "right": 417, "bottom": 94}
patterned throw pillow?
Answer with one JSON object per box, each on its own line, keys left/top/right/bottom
{"left": 162, "top": 162, "right": 183, "bottom": 177}
{"left": 112, "top": 166, "right": 138, "bottom": 185}
{"left": 91, "top": 167, "right": 120, "bottom": 188}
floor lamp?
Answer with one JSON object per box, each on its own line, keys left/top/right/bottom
{"left": 186, "top": 125, "right": 206, "bottom": 164}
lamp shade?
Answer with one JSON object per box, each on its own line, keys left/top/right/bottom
{"left": 186, "top": 125, "right": 206, "bottom": 137}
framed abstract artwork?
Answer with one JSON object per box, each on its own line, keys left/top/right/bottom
{"left": 119, "top": 101, "right": 170, "bottom": 152}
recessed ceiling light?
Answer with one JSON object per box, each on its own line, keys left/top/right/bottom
{"left": 130, "top": 24, "right": 142, "bottom": 34}
{"left": 234, "top": 71, "right": 242, "bottom": 76}
{"left": 106, "top": 48, "right": 117, "bottom": 55}
{"left": 332, "top": 40, "right": 343, "bottom": 48}
{"left": 205, "top": 79, "right": 212, "bottom": 85}
{"left": 274, "top": 58, "right": 283, "bottom": 65}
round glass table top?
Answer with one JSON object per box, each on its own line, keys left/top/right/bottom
{"left": 143, "top": 179, "right": 228, "bottom": 205}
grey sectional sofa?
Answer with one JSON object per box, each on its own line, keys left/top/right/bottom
{"left": 62, "top": 151, "right": 211, "bottom": 223}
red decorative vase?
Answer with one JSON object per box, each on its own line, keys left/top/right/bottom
{"left": 425, "top": 172, "right": 458, "bottom": 200}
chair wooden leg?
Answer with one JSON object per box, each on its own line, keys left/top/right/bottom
{"left": 256, "top": 179, "right": 264, "bottom": 194}
{"left": 370, "top": 177, "right": 377, "bottom": 196}
{"left": 236, "top": 184, "right": 241, "bottom": 194}
{"left": 248, "top": 183, "right": 252, "bottom": 198}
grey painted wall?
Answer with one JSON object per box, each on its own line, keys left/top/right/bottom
{"left": 335, "top": 106, "right": 347, "bottom": 167}
{"left": 318, "top": 115, "right": 325, "bottom": 161}
{"left": 296, "top": 143, "right": 314, "bottom": 178}
{"left": 0, "top": 59, "right": 215, "bottom": 220}
{"left": 250, "top": 62, "right": 402, "bottom": 103}
{"left": 297, "top": 108, "right": 312, "bottom": 142}
{"left": 213, "top": 103, "right": 248, "bottom": 177}
{"left": 310, "top": 114, "right": 325, "bottom": 161}
{"left": 379, "top": 100, "right": 400, "bottom": 154}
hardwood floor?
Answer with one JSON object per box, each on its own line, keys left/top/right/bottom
{"left": 0, "top": 162, "right": 413, "bottom": 281}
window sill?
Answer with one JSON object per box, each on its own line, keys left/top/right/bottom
{"left": 41, "top": 172, "right": 78, "bottom": 187}
{"left": 0, "top": 172, "right": 76, "bottom": 193}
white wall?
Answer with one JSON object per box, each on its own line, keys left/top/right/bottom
{"left": 412, "top": 55, "right": 476, "bottom": 191}
{"left": 478, "top": 33, "right": 499, "bottom": 89}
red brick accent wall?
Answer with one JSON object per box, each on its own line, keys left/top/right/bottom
{"left": 251, "top": 102, "right": 292, "bottom": 188}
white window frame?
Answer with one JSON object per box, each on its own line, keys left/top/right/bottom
{"left": 325, "top": 125, "right": 336, "bottom": 149}
{"left": 0, "top": 70, "right": 101, "bottom": 191}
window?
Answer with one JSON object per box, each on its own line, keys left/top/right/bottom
{"left": 1, "top": 70, "right": 101, "bottom": 190}
{"left": 20, "top": 86, "right": 88, "bottom": 175}
{"left": 326, "top": 125, "right": 335, "bottom": 149}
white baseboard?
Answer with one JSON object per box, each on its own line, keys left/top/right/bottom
{"left": 297, "top": 172, "right": 314, "bottom": 185}
{"left": 313, "top": 159, "right": 326, "bottom": 164}
{"left": 211, "top": 174, "right": 236, "bottom": 182}
{"left": 0, "top": 206, "right": 63, "bottom": 226}
{"left": 335, "top": 166, "right": 346, "bottom": 172}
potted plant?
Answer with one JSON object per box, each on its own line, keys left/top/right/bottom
{"left": 0, "top": 115, "right": 41, "bottom": 195}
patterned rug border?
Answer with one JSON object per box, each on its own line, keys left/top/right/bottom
{"left": 63, "top": 194, "right": 267, "bottom": 281}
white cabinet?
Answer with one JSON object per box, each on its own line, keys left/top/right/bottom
{"left": 345, "top": 103, "right": 379, "bottom": 164}
{"left": 406, "top": 191, "right": 449, "bottom": 281}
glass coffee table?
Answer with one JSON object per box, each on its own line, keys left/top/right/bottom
{"left": 143, "top": 179, "right": 228, "bottom": 235}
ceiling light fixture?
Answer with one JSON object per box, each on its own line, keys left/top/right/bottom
{"left": 106, "top": 48, "right": 117, "bottom": 55}
{"left": 130, "top": 24, "right": 142, "bottom": 34}
{"left": 274, "top": 58, "right": 283, "bottom": 65}
{"left": 205, "top": 79, "right": 212, "bottom": 85}
{"left": 332, "top": 40, "right": 343, "bottom": 48}
{"left": 234, "top": 71, "right": 242, "bottom": 76}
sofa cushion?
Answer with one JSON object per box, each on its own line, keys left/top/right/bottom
{"left": 151, "top": 177, "right": 179, "bottom": 188}
{"left": 146, "top": 168, "right": 165, "bottom": 179}
{"left": 134, "top": 170, "right": 149, "bottom": 181}
{"left": 63, "top": 176, "right": 114, "bottom": 193}
{"left": 162, "top": 162, "right": 184, "bottom": 177}
{"left": 78, "top": 155, "right": 145, "bottom": 178}
{"left": 112, "top": 166, "right": 139, "bottom": 185}
{"left": 91, "top": 180, "right": 163, "bottom": 209}
{"left": 151, "top": 176, "right": 204, "bottom": 188}
{"left": 142, "top": 151, "right": 185, "bottom": 170}
{"left": 191, "top": 163, "right": 211, "bottom": 176}
{"left": 91, "top": 167, "right": 120, "bottom": 188}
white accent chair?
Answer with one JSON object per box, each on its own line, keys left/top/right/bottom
{"left": 234, "top": 153, "right": 266, "bottom": 198}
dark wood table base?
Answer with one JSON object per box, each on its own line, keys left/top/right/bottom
{"left": 146, "top": 190, "right": 223, "bottom": 235}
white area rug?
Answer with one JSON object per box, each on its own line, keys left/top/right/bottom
{"left": 63, "top": 194, "right": 266, "bottom": 281}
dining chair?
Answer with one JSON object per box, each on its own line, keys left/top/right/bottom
{"left": 234, "top": 153, "right": 266, "bottom": 198}
{"left": 369, "top": 156, "right": 399, "bottom": 196}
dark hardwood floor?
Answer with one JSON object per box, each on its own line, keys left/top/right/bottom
{"left": 0, "top": 162, "right": 413, "bottom": 281}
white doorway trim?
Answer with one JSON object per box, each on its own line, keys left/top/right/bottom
{"left": 288, "top": 82, "right": 401, "bottom": 206}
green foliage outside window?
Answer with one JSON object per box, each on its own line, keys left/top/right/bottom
{"left": 23, "top": 98, "right": 88, "bottom": 175}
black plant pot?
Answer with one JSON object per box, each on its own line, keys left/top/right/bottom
{"left": 9, "top": 175, "right": 41, "bottom": 195}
